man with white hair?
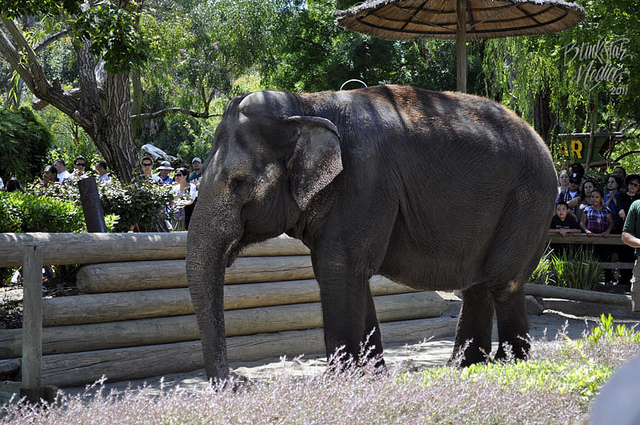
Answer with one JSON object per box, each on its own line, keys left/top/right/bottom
{"left": 155, "top": 161, "right": 174, "bottom": 184}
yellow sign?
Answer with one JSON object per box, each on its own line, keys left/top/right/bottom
{"left": 557, "top": 134, "right": 615, "bottom": 164}
{"left": 560, "top": 139, "right": 583, "bottom": 160}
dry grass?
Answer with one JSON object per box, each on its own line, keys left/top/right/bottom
{"left": 2, "top": 317, "right": 639, "bottom": 424}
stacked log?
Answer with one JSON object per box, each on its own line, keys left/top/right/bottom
{"left": 0, "top": 235, "right": 455, "bottom": 387}
{"left": 0, "top": 290, "right": 447, "bottom": 358}
{"left": 39, "top": 317, "right": 457, "bottom": 388}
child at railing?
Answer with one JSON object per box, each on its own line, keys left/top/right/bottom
{"left": 550, "top": 201, "right": 581, "bottom": 256}
{"left": 581, "top": 188, "right": 615, "bottom": 284}
{"left": 550, "top": 201, "right": 581, "bottom": 237}
{"left": 581, "top": 189, "right": 614, "bottom": 237}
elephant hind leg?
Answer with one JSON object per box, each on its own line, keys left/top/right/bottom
{"left": 492, "top": 283, "right": 530, "bottom": 361}
{"left": 451, "top": 283, "right": 495, "bottom": 366}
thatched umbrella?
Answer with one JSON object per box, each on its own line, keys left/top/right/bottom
{"left": 336, "top": 0, "right": 585, "bottom": 92}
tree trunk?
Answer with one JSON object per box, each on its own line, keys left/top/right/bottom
{"left": 534, "top": 87, "right": 556, "bottom": 146}
{"left": 102, "top": 72, "right": 139, "bottom": 182}
{"left": 131, "top": 67, "right": 143, "bottom": 137}
{"left": 73, "top": 39, "right": 139, "bottom": 183}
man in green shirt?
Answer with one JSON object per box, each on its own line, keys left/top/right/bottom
{"left": 188, "top": 157, "right": 202, "bottom": 183}
{"left": 621, "top": 199, "right": 640, "bottom": 311}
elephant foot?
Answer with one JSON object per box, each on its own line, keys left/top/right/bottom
{"left": 494, "top": 337, "right": 531, "bottom": 363}
{"left": 448, "top": 340, "right": 492, "bottom": 367}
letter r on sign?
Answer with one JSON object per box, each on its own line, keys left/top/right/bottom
{"left": 571, "top": 140, "right": 583, "bottom": 159}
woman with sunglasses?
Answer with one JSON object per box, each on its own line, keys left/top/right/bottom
{"left": 619, "top": 174, "right": 640, "bottom": 221}
{"left": 140, "top": 156, "right": 162, "bottom": 183}
{"left": 68, "top": 156, "right": 90, "bottom": 183}
{"left": 171, "top": 167, "right": 197, "bottom": 231}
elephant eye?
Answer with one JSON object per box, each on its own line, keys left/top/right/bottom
{"left": 230, "top": 177, "right": 253, "bottom": 201}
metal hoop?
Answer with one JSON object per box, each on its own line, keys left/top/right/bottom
{"left": 339, "top": 79, "right": 368, "bottom": 90}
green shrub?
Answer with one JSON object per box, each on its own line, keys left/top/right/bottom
{"left": 551, "top": 248, "right": 603, "bottom": 290}
{"left": 0, "top": 191, "right": 85, "bottom": 285}
{"left": 29, "top": 179, "right": 82, "bottom": 206}
{"left": 531, "top": 246, "right": 604, "bottom": 290}
{"left": 581, "top": 314, "right": 640, "bottom": 347}
{"left": 0, "top": 106, "right": 53, "bottom": 183}
{"left": 0, "top": 191, "right": 85, "bottom": 233}
{"left": 98, "top": 178, "right": 173, "bottom": 232}
{"left": 28, "top": 176, "right": 173, "bottom": 232}
{"left": 530, "top": 245, "right": 555, "bottom": 285}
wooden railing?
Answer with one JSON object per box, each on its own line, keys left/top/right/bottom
{"left": 548, "top": 233, "right": 624, "bottom": 245}
{"left": 547, "top": 233, "right": 634, "bottom": 269}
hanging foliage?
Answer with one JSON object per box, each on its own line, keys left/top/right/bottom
{"left": 482, "top": 0, "right": 638, "bottom": 160}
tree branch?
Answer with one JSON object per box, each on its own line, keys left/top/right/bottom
{"left": 131, "top": 108, "right": 222, "bottom": 120}
{"left": 0, "top": 18, "right": 79, "bottom": 117}
{"left": 34, "top": 30, "right": 71, "bottom": 53}
{"left": 0, "top": 22, "right": 36, "bottom": 91}
{"left": 614, "top": 150, "right": 640, "bottom": 163}
{"left": 32, "top": 86, "right": 107, "bottom": 110}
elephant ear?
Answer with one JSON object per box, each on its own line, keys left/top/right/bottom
{"left": 286, "top": 116, "right": 343, "bottom": 211}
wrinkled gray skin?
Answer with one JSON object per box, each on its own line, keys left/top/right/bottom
{"left": 186, "top": 85, "right": 557, "bottom": 380}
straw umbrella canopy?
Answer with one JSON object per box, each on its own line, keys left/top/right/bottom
{"left": 336, "top": 0, "right": 585, "bottom": 92}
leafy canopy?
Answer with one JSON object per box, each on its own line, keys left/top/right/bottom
{"left": 74, "top": 1, "right": 151, "bottom": 74}
{"left": 0, "top": 106, "right": 53, "bottom": 183}
{"left": 0, "top": 0, "right": 81, "bottom": 18}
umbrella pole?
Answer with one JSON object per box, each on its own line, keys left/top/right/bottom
{"left": 456, "top": 0, "right": 467, "bottom": 93}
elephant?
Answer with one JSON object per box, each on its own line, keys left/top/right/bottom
{"left": 186, "top": 85, "right": 557, "bottom": 380}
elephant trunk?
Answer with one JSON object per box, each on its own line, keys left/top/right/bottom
{"left": 186, "top": 193, "right": 241, "bottom": 381}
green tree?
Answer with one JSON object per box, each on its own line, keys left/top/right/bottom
{"left": 0, "top": 1, "right": 146, "bottom": 182}
{"left": 0, "top": 106, "right": 53, "bottom": 183}
{"left": 265, "top": 0, "right": 485, "bottom": 93}
{"left": 481, "top": 0, "right": 639, "bottom": 151}
{"left": 133, "top": 0, "right": 280, "bottom": 157}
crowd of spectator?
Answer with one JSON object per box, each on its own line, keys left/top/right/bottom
{"left": 136, "top": 156, "right": 202, "bottom": 230}
{"left": 552, "top": 163, "right": 640, "bottom": 286}
{"left": 3, "top": 154, "right": 204, "bottom": 231}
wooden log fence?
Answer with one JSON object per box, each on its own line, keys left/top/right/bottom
{"left": 42, "top": 276, "right": 413, "bottom": 327}
{"left": 40, "top": 317, "right": 458, "bottom": 388}
{"left": 0, "top": 292, "right": 446, "bottom": 358}
{"left": 0, "top": 233, "right": 454, "bottom": 394}
{"left": 0, "top": 232, "right": 309, "bottom": 267}
{"left": 547, "top": 233, "right": 626, "bottom": 246}
{"left": 524, "top": 283, "right": 631, "bottom": 307}
{"left": 75, "top": 256, "right": 316, "bottom": 292}
{"left": 3, "top": 231, "right": 630, "bottom": 395}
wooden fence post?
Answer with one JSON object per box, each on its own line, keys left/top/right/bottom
{"left": 20, "top": 245, "right": 43, "bottom": 403}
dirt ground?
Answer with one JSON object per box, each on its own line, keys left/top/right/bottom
{"left": 60, "top": 307, "right": 636, "bottom": 398}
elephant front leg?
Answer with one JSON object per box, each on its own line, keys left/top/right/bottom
{"left": 452, "top": 283, "right": 495, "bottom": 366}
{"left": 317, "top": 272, "right": 384, "bottom": 370}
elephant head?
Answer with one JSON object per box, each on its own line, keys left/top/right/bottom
{"left": 186, "top": 91, "right": 343, "bottom": 380}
